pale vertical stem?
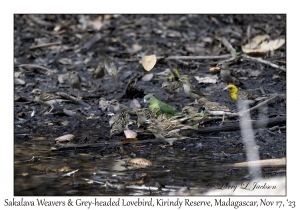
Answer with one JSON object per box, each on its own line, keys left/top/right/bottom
{"left": 238, "top": 100, "right": 262, "bottom": 179}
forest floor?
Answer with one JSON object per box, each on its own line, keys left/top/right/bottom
{"left": 14, "top": 14, "right": 286, "bottom": 195}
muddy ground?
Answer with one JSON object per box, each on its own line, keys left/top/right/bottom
{"left": 14, "top": 14, "right": 286, "bottom": 196}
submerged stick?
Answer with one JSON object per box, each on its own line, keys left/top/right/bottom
{"left": 228, "top": 157, "right": 286, "bottom": 168}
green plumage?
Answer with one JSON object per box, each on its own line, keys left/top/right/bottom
{"left": 143, "top": 94, "right": 182, "bottom": 116}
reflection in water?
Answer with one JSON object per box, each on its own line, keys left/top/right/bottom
{"left": 14, "top": 134, "right": 285, "bottom": 196}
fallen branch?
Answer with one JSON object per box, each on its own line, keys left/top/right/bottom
{"left": 29, "top": 42, "right": 61, "bottom": 50}
{"left": 181, "top": 115, "right": 286, "bottom": 135}
{"left": 52, "top": 115, "right": 285, "bottom": 152}
{"left": 241, "top": 54, "right": 286, "bottom": 72}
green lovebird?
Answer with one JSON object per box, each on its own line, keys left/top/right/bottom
{"left": 143, "top": 94, "right": 182, "bottom": 116}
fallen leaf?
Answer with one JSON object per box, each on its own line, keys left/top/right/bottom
{"left": 209, "top": 66, "right": 221, "bottom": 72}
{"left": 77, "top": 153, "right": 91, "bottom": 156}
{"left": 166, "top": 30, "right": 181, "bottom": 37}
{"left": 210, "top": 46, "right": 225, "bottom": 56}
{"left": 31, "top": 110, "right": 35, "bottom": 117}
{"left": 87, "top": 180, "right": 94, "bottom": 184}
{"left": 63, "top": 109, "right": 77, "bottom": 116}
{"left": 259, "top": 39, "right": 285, "bottom": 51}
{"left": 194, "top": 75, "right": 218, "bottom": 84}
{"left": 141, "top": 73, "right": 154, "bottom": 81}
{"left": 15, "top": 78, "right": 25, "bottom": 85}
{"left": 17, "top": 112, "right": 26, "bottom": 118}
{"left": 58, "top": 73, "right": 69, "bottom": 84}
{"left": 129, "top": 179, "right": 144, "bottom": 185}
{"left": 86, "top": 116, "right": 100, "bottom": 120}
{"left": 58, "top": 58, "right": 72, "bottom": 65}
{"left": 242, "top": 34, "right": 285, "bottom": 53}
{"left": 99, "top": 98, "right": 110, "bottom": 111}
{"left": 129, "top": 99, "right": 141, "bottom": 110}
{"left": 89, "top": 15, "right": 103, "bottom": 31}
{"left": 128, "top": 158, "right": 153, "bottom": 167}
{"left": 54, "top": 24, "right": 62, "bottom": 32}
{"left": 184, "top": 43, "right": 206, "bottom": 54}
{"left": 131, "top": 44, "right": 142, "bottom": 52}
{"left": 202, "top": 37, "right": 213, "bottom": 43}
{"left": 142, "top": 54, "right": 156, "bottom": 71}
{"left": 15, "top": 96, "right": 28, "bottom": 102}
{"left": 156, "top": 68, "right": 171, "bottom": 76}
{"left": 55, "top": 134, "right": 74, "bottom": 143}
{"left": 250, "top": 70, "right": 262, "bottom": 77}
{"left": 251, "top": 34, "right": 270, "bottom": 44}
{"left": 59, "top": 166, "right": 72, "bottom": 172}
{"left": 105, "top": 14, "right": 113, "bottom": 19}
{"left": 60, "top": 121, "right": 70, "bottom": 126}
{"left": 124, "top": 130, "right": 137, "bottom": 138}
{"left": 14, "top": 71, "right": 22, "bottom": 78}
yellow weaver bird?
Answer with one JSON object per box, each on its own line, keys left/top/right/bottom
{"left": 223, "top": 84, "right": 268, "bottom": 103}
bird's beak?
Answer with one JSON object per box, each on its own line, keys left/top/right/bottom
{"left": 223, "top": 87, "right": 228, "bottom": 92}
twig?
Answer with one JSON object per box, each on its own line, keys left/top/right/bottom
{"left": 217, "top": 94, "right": 285, "bottom": 119}
{"left": 241, "top": 54, "right": 286, "bottom": 72}
{"left": 221, "top": 37, "right": 236, "bottom": 55}
{"left": 14, "top": 156, "right": 35, "bottom": 164}
{"left": 166, "top": 54, "right": 232, "bottom": 60}
{"left": 238, "top": 94, "right": 284, "bottom": 115}
{"left": 19, "top": 64, "right": 55, "bottom": 75}
{"left": 29, "top": 42, "right": 61, "bottom": 50}
{"left": 247, "top": 25, "right": 251, "bottom": 44}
